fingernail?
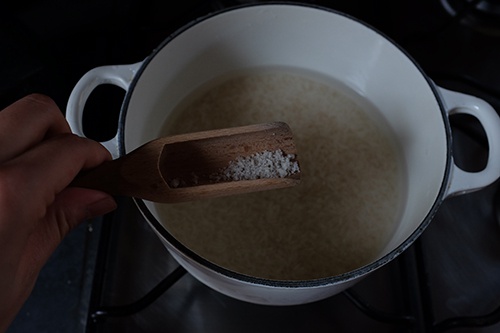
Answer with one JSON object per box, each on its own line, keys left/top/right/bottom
{"left": 87, "top": 196, "right": 117, "bottom": 219}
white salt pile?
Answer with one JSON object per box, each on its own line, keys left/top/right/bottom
{"left": 213, "top": 149, "right": 300, "bottom": 182}
{"left": 168, "top": 149, "right": 300, "bottom": 188}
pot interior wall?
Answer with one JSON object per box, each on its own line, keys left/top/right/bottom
{"left": 124, "top": 4, "right": 448, "bottom": 266}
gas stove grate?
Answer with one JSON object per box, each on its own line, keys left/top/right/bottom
{"left": 85, "top": 215, "right": 500, "bottom": 332}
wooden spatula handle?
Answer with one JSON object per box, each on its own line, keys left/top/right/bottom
{"left": 70, "top": 147, "right": 166, "bottom": 200}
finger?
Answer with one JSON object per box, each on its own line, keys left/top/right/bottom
{"left": 0, "top": 94, "right": 70, "bottom": 163}
{"left": 23, "top": 188, "right": 116, "bottom": 271}
{"left": 48, "top": 187, "right": 117, "bottom": 240}
{"left": 0, "top": 133, "right": 112, "bottom": 225}
{"left": 5, "top": 188, "right": 115, "bottom": 333}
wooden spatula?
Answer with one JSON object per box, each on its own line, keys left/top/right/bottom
{"left": 71, "top": 122, "right": 300, "bottom": 203}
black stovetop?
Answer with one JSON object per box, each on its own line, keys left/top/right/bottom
{"left": 4, "top": 1, "right": 500, "bottom": 332}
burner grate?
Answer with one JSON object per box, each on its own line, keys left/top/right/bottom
{"left": 85, "top": 214, "right": 500, "bottom": 332}
{"left": 440, "top": 0, "right": 500, "bottom": 34}
{"left": 87, "top": 217, "right": 500, "bottom": 333}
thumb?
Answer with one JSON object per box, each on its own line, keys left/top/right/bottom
{"left": 27, "top": 188, "right": 117, "bottom": 269}
{"left": 59, "top": 187, "right": 118, "bottom": 226}
{"left": 48, "top": 187, "right": 117, "bottom": 242}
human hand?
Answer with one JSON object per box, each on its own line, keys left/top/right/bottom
{"left": 0, "top": 94, "right": 117, "bottom": 332}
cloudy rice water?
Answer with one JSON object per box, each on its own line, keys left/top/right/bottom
{"left": 155, "top": 68, "right": 404, "bottom": 280}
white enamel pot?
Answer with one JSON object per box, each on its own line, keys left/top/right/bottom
{"left": 66, "top": 3, "right": 500, "bottom": 305}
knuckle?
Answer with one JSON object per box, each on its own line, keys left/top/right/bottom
{"left": 24, "top": 93, "right": 55, "bottom": 105}
{"left": 51, "top": 133, "right": 110, "bottom": 169}
{"left": 24, "top": 93, "right": 59, "bottom": 113}
{"left": 23, "top": 93, "right": 65, "bottom": 123}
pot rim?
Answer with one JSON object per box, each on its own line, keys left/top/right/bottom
{"left": 118, "top": 2, "right": 453, "bottom": 288}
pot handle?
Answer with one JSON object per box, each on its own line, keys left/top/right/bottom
{"left": 439, "top": 87, "right": 500, "bottom": 197}
{"left": 66, "top": 62, "right": 142, "bottom": 158}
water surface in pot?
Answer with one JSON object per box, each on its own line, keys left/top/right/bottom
{"left": 154, "top": 67, "right": 406, "bottom": 280}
